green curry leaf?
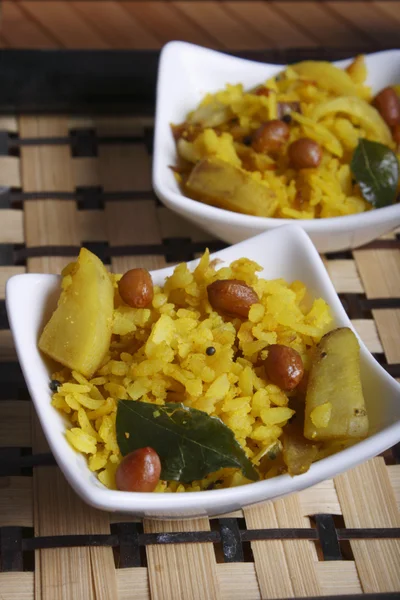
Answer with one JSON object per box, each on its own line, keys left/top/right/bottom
{"left": 351, "top": 138, "right": 399, "bottom": 209}
{"left": 116, "top": 400, "right": 259, "bottom": 483}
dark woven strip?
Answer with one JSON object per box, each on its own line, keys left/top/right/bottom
{"left": 0, "top": 452, "right": 56, "bottom": 477}
{"left": 8, "top": 135, "right": 147, "bottom": 148}
{"left": 0, "top": 299, "right": 9, "bottom": 327}
{"left": 0, "top": 523, "right": 399, "bottom": 573}
{"left": 0, "top": 526, "right": 397, "bottom": 554}
{"left": 0, "top": 189, "right": 157, "bottom": 203}
{"left": 142, "top": 531, "right": 220, "bottom": 544}
{"left": 360, "top": 239, "right": 400, "bottom": 250}
{"left": 218, "top": 518, "right": 244, "bottom": 562}
{"left": 0, "top": 383, "right": 30, "bottom": 401}
{"left": 314, "top": 515, "right": 342, "bottom": 560}
{"left": 0, "top": 361, "right": 26, "bottom": 388}
{"left": 13, "top": 240, "right": 227, "bottom": 263}
{"left": 0, "top": 526, "right": 23, "bottom": 571}
{"left": 392, "top": 442, "right": 400, "bottom": 464}
{"left": 289, "top": 595, "right": 400, "bottom": 600}
{"left": 0, "top": 48, "right": 385, "bottom": 115}
{"left": 337, "top": 528, "right": 400, "bottom": 540}
{"left": 362, "top": 298, "right": 400, "bottom": 310}
{"left": 113, "top": 523, "right": 142, "bottom": 568}
{"left": 241, "top": 529, "right": 318, "bottom": 541}
{"left": 339, "top": 293, "right": 371, "bottom": 319}
{"left": 383, "top": 364, "right": 400, "bottom": 378}
{"left": 23, "top": 534, "right": 117, "bottom": 552}
{"left": 11, "top": 137, "right": 71, "bottom": 147}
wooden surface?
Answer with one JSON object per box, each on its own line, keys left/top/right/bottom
{"left": 0, "top": 110, "right": 399, "bottom": 599}
{"left": 0, "top": 1, "right": 399, "bottom": 50}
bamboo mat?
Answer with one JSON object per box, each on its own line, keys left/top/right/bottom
{"left": 0, "top": 49, "right": 400, "bottom": 600}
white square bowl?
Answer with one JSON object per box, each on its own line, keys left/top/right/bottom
{"left": 6, "top": 225, "right": 400, "bottom": 517}
{"left": 153, "top": 42, "right": 400, "bottom": 254}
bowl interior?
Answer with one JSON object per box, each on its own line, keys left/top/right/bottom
{"left": 6, "top": 225, "right": 400, "bottom": 515}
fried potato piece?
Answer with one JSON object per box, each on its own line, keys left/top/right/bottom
{"left": 39, "top": 248, "right": 114, "bottom": 378}
{"left": 185, "top": 157, "right": 277, "bottom": 217}
{"left": 304, "top": 327, "right": 368, "bottom": 441}
{"left": 283, "top": 421, "right": 319, "bottom": 476}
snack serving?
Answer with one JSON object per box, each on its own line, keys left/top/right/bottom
{"left": 172, "top": 57, "right": 400, "bottom": 219}
{"left": 39, "top": 248, "right": 369, "bottom": 492}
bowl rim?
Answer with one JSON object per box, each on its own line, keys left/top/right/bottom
{"left": 6, "top": 224, "right": 400, "bottom": 514}
{"left": 153, "top": 41, "right": 400, "bottom": 232}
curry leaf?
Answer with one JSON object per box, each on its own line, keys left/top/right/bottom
{"left": 351, "top": 138, "right": 399, "bottom": 209}
{"left": 116, "top": 400, "right": 259, "bottom": 483}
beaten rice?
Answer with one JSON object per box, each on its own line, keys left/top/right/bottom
{"left": 48, "top": 249, "right": 335, "bottom": 492}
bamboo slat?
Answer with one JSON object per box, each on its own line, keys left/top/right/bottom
{"left": 244, "top": 498, "right": 318, "bottom": 599}
{"left": 0, "top": 572, "right": 34, "bottom": 600}
{"left": 325, "top": 260, "right": 364, "bottom": 294}
{"left": 334, "top": 458, "right": 400, "bottom": 593}
{"left": 388, "top": 465, "right": 400, "bottom": 510}
{"left": 0, "top": 330, "right": 18, "bottom": 362}
{"left": 0, "top": 477, "right": 33, "bottom": 527}
{"left": 0, "top": 267, "right": 26, "bottom": 299}
{"left": 0, "top": 157, "right": 22, "bottom": 188}
{"left": 350, "top": 319, "right": 383, "bottom": 354}
{"left": 0, "top": 211, "right": 24, "bottom": 245}
{"left": 99, "top": 145, "right": 152, "bottom": 192}
{"left": 117, "top": 568, "right": 150, "bottom": 600}
{"left": 72, "top": 157, "right": 100, "bottom": 188}
{"left": 353, "top": 249, "right": 400, "bottom": 299}
{"left": 217, "top": 563, "right": 261, "bottom": 600}
{"left": 143, "top": 518, "right": 220, "bottom": 600}
{"left": 298, "top": 479, "right": 341, "bottom": 516}
{"left": 316, "top": 562, "right": 362, "bottom": 596}
{"left": 372, "top": 310, "right": 400, "bottom": 364}
{"left": 77, "top": 210, "right": 107, "bottom": 243}
{"left": 156, "top": 206, "right": 216, "bottom": 243}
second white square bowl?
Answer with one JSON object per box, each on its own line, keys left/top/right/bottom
{"left": 153, "top": 42, "right": 400, "bottom": 253}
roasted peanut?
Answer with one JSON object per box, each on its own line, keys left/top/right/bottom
{"left": 116, "top": 447, "right": 161, "bottom": 492}
{"left": 254, "top": 86, "right": 271, "bottom": 97}
{"left": 252, "top": 120, "right": 290, "bottom": 153}
{"left": 288, "top": 138, "right": 322, "bottom": 169}
{"left": 118, "top": 268, "right": 154, "bottom": 308}
{"left": 207, "top": 279, "right": 259, "bottom": 318}
{"left": 264, "top": 344, "right": 304, "bottom": 391}
{"left": 373, "top": 87, "right": 400, "bottom": 128}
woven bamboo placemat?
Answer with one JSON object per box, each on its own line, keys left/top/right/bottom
{"left": 0, "top": 48, "right": 399, "bottom": 599}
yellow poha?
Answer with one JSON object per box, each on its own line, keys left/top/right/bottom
{"left": 172, "top": 56, "right": 400, "bottom": 219}
{"left": 50, "top": 250, "right": 334, "bottom": 491}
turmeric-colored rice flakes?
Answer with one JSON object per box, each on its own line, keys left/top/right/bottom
{"left": 53, "top": 250, "right": 333, "bottom": 491}
{"left": 173, "top": 56, "right": 400, "bottom": 219}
